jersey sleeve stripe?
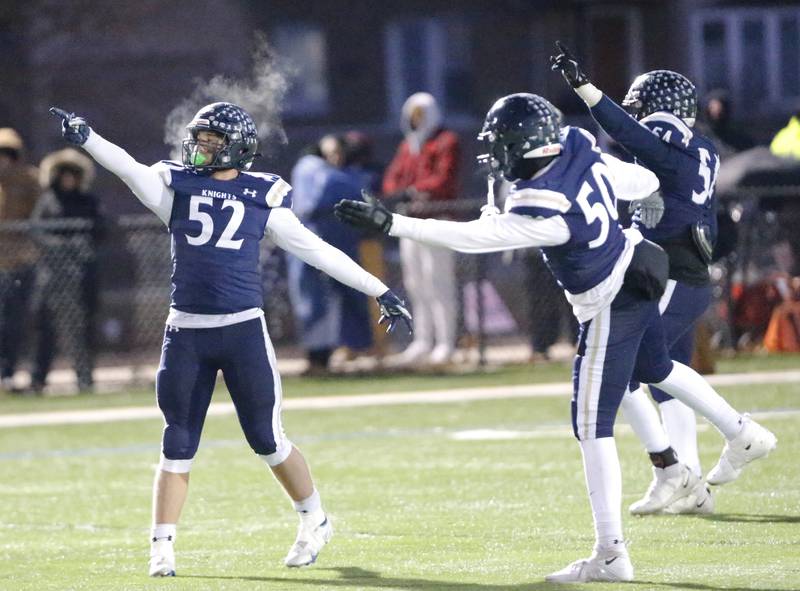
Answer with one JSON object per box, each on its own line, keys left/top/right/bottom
{"left": 641, "top": 112, "right": 694, "bottom": 142}
{"left": 265, "top": 179, "right": 292, "bottom": 207}
{"left": 505, "top": 188, "right": 571, "bottom": 213}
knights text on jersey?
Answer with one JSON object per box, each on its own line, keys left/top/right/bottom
{"left": 505, "top": 127, "right": 626, "bottom": 295}
{"left": 159, "top": 161, "right": 293, "bottom": 314}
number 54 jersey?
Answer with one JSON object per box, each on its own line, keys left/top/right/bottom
{"left": 635, "top": 112, "right": 720, "bottom": 243}
{"left": 589, "top": 96, "right": 720, "bottom": 284}
{"left": 157, "top": 161, "right": 293, "bottom": 314}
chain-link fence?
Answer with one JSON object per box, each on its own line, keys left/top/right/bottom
{"left": 1, "top": 188, "right": 798, "bottom": 391}
{"left": 714, "top": 186, "right": 800, "bottom": 351}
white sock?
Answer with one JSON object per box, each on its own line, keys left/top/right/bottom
{"left": 660, "top": 399, "right": 702, "bottom": 476}
{"left": 652, "top": 362, "right": 742, "bottom": 440}
{"left": 579, "top": 437, "right": 623, "bottom": 550}
{"left": 151, "top": 523, "right": 176, "bottom": 542}
{"left": 620, "top": 387, "right": 670, "bottom": 453}
{"left": 293, "top": 488, "right": 325, "bottom": 525}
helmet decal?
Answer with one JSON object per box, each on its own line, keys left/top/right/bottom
{"left": 477, "top": 93, "right": 562, "bottom": 181}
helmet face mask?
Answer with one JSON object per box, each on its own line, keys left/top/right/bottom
{"left": 622, "top": 70, "right": 697, "bottom": 123}
{"left": 477, "top": 93, "right": 562, "bottom": 181}
{"left": 182, "top": 102, "right": 259, "bottom": 174}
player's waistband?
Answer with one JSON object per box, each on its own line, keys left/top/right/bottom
{"left": 165, "top": 307, "right": 264, "bottom": 329}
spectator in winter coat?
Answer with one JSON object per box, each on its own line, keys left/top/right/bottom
{"left": 0, "top": 128, "right": 40, "bottom": 391}
{"left": 382, "top": 92, "right": 461, "bottom": 366}
{"left": 30, "top": 147, "right": 102, "bottom": 393}
{"left": 287, "top": 136, "right": 373, "bottom": 374}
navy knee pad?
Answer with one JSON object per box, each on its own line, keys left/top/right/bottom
{"left": 161, "top": 424, "right": 201, "bottom": 460}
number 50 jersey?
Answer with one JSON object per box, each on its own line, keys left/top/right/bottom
{"left": 505, "top": 127, "right": 633, "bottom": 317}
{"left": 157, "top": 161, "right": 293, "bottom": 314}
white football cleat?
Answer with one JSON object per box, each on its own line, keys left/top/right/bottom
{"left": 664, "top": 481, "right": 714, "bottom": 515}
{"left": 629, "top": 463, "right": 699, "bottom": 515}
{"left": 545, "top": 544, "right": 633, "bottom": 583}
{"left": 149, "top": 538, "right": 176, "bottom": 577}
{"left": 707, "top": 415, "right": 777, "bottom": 486}
{"left": 284, "top": 516, "right": 333, "bottom": 567}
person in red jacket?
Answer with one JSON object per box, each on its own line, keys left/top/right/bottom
{"left": 382, "top": 92, "right": 460, "bottom": 366}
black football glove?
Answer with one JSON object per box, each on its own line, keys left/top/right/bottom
{"left": 334, "top": 190, "right": 394, "bottom": 234}
{"left": 376, "top": 289, "right": 413, "bottom": 334}
{"left": 49, "top": 107, "right": 91, "bottom": 146}
{"left": 549, "top": 41, "right": 591, "bottom": 88}
{"left": 629, "top": 192, "right": 665, "bottom": 229}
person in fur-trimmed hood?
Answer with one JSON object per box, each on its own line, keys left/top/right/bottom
{"left": 0, "top": 127, "right": 40, "bottom": 391}
{"left": 30, "top": 147, "right": 102, "bottom": 393}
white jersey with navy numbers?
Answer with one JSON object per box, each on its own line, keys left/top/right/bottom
{"left": 156, "top": 161, "right": 292, "bottom": 314}
{"left": 388, "top": 126, "right": 659, "bottom": 322}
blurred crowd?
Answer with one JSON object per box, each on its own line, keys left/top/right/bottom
{"left": 2, "top": 87, "right": 800, "bottom": 394}
{"left": 0, "top": 130, "right": 101, "bottom": 394}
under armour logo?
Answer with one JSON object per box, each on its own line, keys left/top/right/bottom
{"left": 166, "top": 325, "right": 180, "bottom": 332}
{"left": 243, "top": 188, "right": 258, "bottom": 198}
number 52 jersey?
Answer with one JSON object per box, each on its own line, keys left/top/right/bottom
{"left": 157, "top": 161, "right": 293, "bottom": 314}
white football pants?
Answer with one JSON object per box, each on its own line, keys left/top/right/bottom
{"left": 399, "top": 237, "right": 457, "bottom": 352}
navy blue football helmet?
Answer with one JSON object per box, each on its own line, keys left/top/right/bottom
{"left": 622, "top": 70, "right": 697, "bottom": 123}
{"left": 182, "top": 102, "right": 259, "bottom": 173}
{"left": 477, "top": 93, "right": 563, "bottom": 181}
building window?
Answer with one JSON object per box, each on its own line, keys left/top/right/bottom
{"left": 584, "top": 5, "right": 644, "bottom": 101}
{"left": 692, "top": 8, "right": 800, "bottom": 114}
{"left": 384, "top": 17, "right": 472, "bottom": 121}
{"left": 780, "top": 16, "right": 800, "bottom": 97}
{"left": 701, "top": 20, "right": 728, "bottom": 92}
{"left": 271, "top": 23, "right": 329, "bottom": 117}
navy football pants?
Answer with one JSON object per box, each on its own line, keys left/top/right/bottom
{"left": 156, "top": 316, "right": 288, "bottom": 461}
{"left": 571, "top": 287, "right": 675, "bottom": 440}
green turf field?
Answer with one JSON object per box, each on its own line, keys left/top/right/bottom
{"left": 0, "top": 365, "right": 798, "bottom": 589}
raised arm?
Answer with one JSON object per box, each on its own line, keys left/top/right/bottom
{"left": 549, "top": 44, "right": 676, "bottom": 176}
{"left": 50, "top": 107, "right": 173, "bottom": 225}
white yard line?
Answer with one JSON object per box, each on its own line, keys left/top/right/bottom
{"left": 0, "top": 369, "right": 798, "bottom": 429}
{"left": 449, "top": 408, "right": 800, "bottom": 441}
